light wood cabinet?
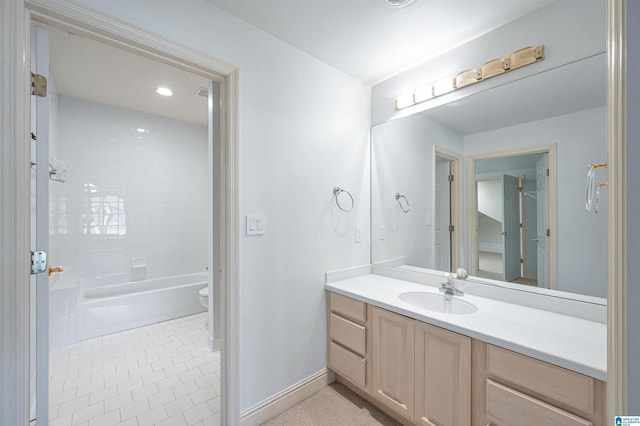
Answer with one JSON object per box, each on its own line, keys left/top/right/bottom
{"left": 414, "top": 321, "right": 471, "bottom": 426}
{"left": 371, "top": 306, "right": 415, "bottom": 421}
{"left": 327, "top": 292, "right": 605, "bottom": 426}
{"left": 327, "top": 292, "right": 370, "bottom": 390}
{"left": 473, "top": 341, "right": 605, "bottom": 426}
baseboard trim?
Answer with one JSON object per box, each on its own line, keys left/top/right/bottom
{"left": 239, "top": 369, "right": 335, "bottom": 426}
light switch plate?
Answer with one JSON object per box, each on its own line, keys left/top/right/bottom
{"left": 246, "top": 213, "right": 266, "bottom": 235}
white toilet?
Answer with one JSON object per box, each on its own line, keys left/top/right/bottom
{"left": 198, "top": 287, "right": 208, "bottom": 308}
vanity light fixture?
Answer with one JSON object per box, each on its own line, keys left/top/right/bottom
{"left": 395, "top": 45, "right": 545, "bottom": 110}
{"left": 455, "top": 69, "right": 482, "bottom": 89}
{"left": 155, "top": 87, "right": 173, "bottom": 96}
{"left": 432, "top": 77, "right": 455, "bottom": 97}
{"left": 396, "top": 93, "right": 415, "bottom": 109}
{"left": 413, "top": 86, "right": 433, "bottom": 103}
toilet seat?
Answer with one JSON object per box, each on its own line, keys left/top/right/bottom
{"left": 198, "top": 287, "right": 208, "bottom": 308}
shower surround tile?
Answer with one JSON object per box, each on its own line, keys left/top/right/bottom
{"left": 49, "top": 313, "right": 220, "bottom": 426}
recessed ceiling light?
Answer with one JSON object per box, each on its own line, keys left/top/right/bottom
{"left": 155, "top": 87, "right": 173, "bottom": 96}
{"left": 136, "top": 128, "right": 147, "bottom": 133}
{"left": 385, "top": 0, "right": 415, "bottom": 7}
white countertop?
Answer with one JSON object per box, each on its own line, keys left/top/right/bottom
{"left": 326, "top": 274, "right": 606, "bottom": 381}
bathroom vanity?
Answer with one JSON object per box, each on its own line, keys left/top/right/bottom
{"left": 325, "top": 274, "right": 606, "bottom": 426}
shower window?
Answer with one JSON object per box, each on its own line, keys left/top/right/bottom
{"left": 83, "top": 190, "right": 127, "bottom": 236}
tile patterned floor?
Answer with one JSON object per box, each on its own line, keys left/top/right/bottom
{"left": 48, "top": 313, "right": 220, "bottom": 426}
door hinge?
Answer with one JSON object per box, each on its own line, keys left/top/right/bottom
{"left": 546, "top": 228, "right": 550, "bottom": 237}
{"left": 546, "top": 168, "right": 550, "bottom": 177}
{"left": 30, "top": 251, "right": 47, "bottom": 275}
{"left": 519, "top": 186, "right": 523, "bottom": 192}
{"left": 31, "top": 72, "right": 47, "bottom": 97}
{"left": 448, "top": 174, "right": 454, "bottom": 183}
{"left": 448, "top": 225, "right": 455, "bottom": 233}
{"left": 519, "top": 223, "right": 523, "bottom": 228}
{"left": 520, "top": 258, "right": 524, "bottom": 264}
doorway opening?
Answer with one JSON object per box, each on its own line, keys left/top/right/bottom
{"left": 26, "top": 6, "right": 238, "bottom": 423}
{"left": 433, "top": 147, "right": 461, "bottom": 272}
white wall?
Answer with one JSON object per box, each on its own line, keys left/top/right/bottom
{"left": 371, "top": 0, "right": 605, "bottom": 125}
{"left": 49, "top": 95, "right": 209, "bottom": 347}
{"left": 464, "top": 107, "right": 607, "bottom": 298}
{"left": 71, "top": 0, "right": 372, "bottom": 412}
{"left": 371, "top": 113, "right": 463, "bottom": 267}
{"left": 477, "top": 179, "right": 502, "bottom": 223}
{"left": 53, "top": 95, "right": 209, "bottom": 284}
{"left": 627, "top": 0, "right": 640, "bottom": 412}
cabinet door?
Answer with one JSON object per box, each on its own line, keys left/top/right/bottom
{"left": 372, "top": 307, "right": 415, "bottom": 421}
{"left": 415, "top": 322, "right": 471, "bottom": 426}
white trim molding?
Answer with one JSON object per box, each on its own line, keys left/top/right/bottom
{"left": 239, "top": 369, "right": 335, "bottom": 426}
{"left": 607, "top": 0, "right": 628, "bottom": 418}
{"left": 0, "top": 1, "right": 241, "bottom": 424}
{"left": 0, "top": 0, "right": 30, "bottom": 425}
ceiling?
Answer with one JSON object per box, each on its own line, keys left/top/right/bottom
{"left": 49, "top": 28, "right": 210, "bottom": 126}
{"left": 206, "top": 0, "right": 557, "bottom": 84}
{"left": 48, "top": 1, "right": 559, "bottom": 125}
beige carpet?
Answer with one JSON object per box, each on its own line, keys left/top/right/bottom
{"left": 262, "top": 383, "right": 402, "bottom": 426}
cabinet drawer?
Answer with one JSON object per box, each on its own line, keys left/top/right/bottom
{"left": 329, "top": 341, "right": 366, "bottom": 387}
{"left": 329, "top": 292, "right": 366, "bottom": 323}
{"left": 487, "top": 345, "right": 594, "bottom": 414}
{"left": 486, "top": 379, "right": 592, "bottom": 426}
{"left": 329, "top": 313, "right": 366, "bottom": 356}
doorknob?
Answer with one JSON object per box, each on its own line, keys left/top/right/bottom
{"left": 532, "top": 238, "right": 540, "bottom": 242}
{"left": 501, "top": 231, "right": 509, "bottom": 236}
{"left": 48, "top": 266, "right": 63, "bottom": 276}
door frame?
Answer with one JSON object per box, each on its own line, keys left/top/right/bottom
{"left": 0, "top": 0, "right": 240, "bottom": 425}
{"left": 433, "top": 146, "right": 461, "bottom": 271}
{"left": 466, "top": 145, "right": 557, "bottom": 289}
{"left": 606, "top": 0, "right": 627, "bottom": 417}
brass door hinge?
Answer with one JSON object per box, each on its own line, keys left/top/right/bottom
{"left": 546, "top": 228, "right": 550, "bottom": 237}
{"left": 520, "top": 258, "right": 524, "bottom": 264}
{"left": 449, "top": 225, "right": 455, "bottom": 233}
{"left": 448, "top": 174, "right": 454, "bottom": 183}
{"left": 31, "top": 73, "right": 47, "bottom": 97}
{"left": 546, "top": 168, "right": 550, "bottom": 177}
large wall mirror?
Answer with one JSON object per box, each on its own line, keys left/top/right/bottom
{"left": 371, "top": 49, "right": 607, "bottom": 299}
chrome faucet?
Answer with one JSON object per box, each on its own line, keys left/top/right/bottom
{"left": 439, "top": 268, "right": 468, "bottom": 298}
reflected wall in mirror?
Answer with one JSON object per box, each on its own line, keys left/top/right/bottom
{"left": 371, "top": 53, "right": 607, "bottom": 299}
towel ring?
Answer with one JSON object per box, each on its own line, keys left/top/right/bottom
{"left": 395, "top": 192, "right": 410, "bottom": 213}
{"left": 333, "top": 187, "right": 354, "bottom": 212}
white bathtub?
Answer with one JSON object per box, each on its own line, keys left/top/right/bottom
{"left": 77, "top": 273, "right": 207, "bottom": 341}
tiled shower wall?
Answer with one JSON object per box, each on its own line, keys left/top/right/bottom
{"left": 49, "top": 95, "right": 208, "bottom": 347}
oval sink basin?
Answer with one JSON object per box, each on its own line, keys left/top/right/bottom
{"left": 398, "top": 291, "right": 478, "bottom": 315}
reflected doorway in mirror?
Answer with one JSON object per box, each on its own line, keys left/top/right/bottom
{"left": 470, "top": 147, "right": 556, "bottom": 289}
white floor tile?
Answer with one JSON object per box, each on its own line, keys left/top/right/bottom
{"left": 50, "top": 313, "right": 219, "bottom": 426}
{"left": 137, "top": 405, "right": 170, "bottom": 426}
{"left": 156, "top": 415, "right": 188, "bottom": 426}
{"left": 165, "top": 395, "right": 194, "bottom": 418}
{"left": 182, "top": 402, "right": 213, "bottom": 425}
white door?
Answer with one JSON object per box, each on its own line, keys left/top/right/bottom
{"left": 536, "top": 154, "right": 550, "bottom": 288}
{"left": 502, "top": 174, "right": 521, "bottom": 282}
{"left": 30, "top": 24, "right": 51, "bottom": 426}
{"left": 434, "top": 158, "right": 451, "bottom": 271}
